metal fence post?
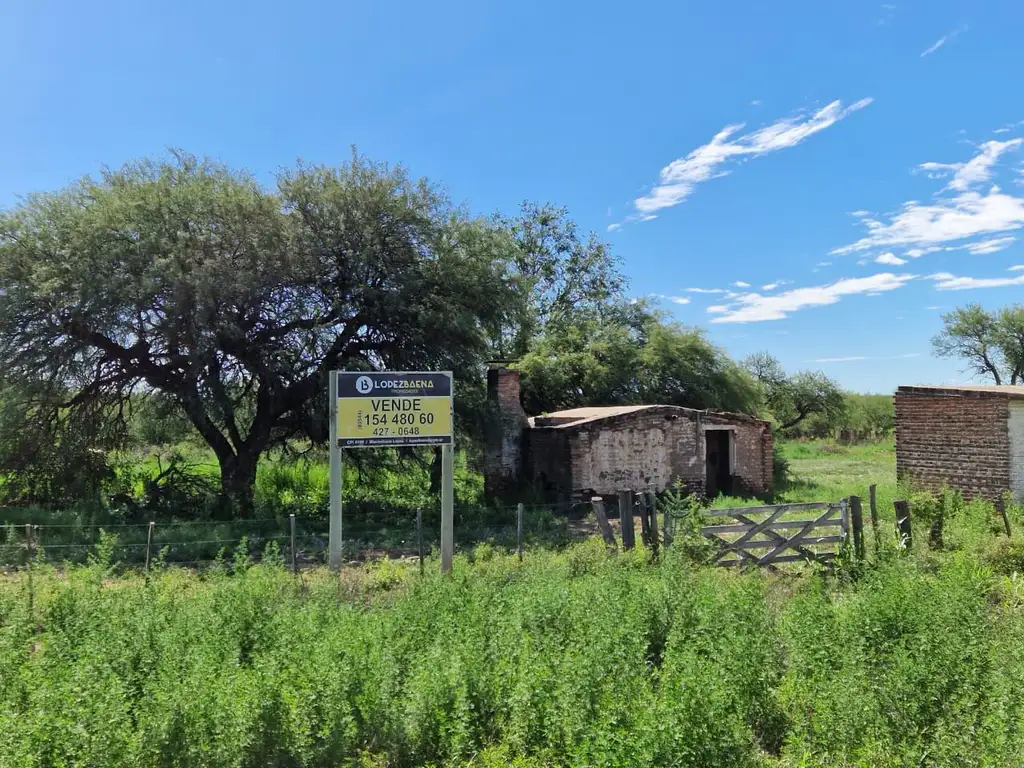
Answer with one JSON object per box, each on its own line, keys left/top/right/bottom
{"left": 145, "top": 521, "right": 155, "bottom": 572}
{"left": 290, "top": 514, "right": 298, "bottom": 575}
{"left": 517, "top": 503, "right": 524, "bottom": 562}
{"left": 417, "top": 508, "right": 425, "bottom": 576}
{"left": 869, "top": 484, "right": 879, "bottom": 555}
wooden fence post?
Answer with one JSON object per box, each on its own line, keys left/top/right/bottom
{"left": 145, "top": 521, "right": 155, "bottom": 572}
{"left": 869, "top": 484, "right": 879, "bottom": 556}
{"left": 661, "top": 494, "right": 672, "bottom": 548}
{"left": 647, "top": 491, "right": 660, "bottom": 559}
{"left": 591, "top": 497, "right": 617, "bottom": 550}
{"left": 290, "top": 514, "right": 298, "bottom": 575}
{"left": 849, "top": 496, "right": 864, "bottom": 561}
{"left": 618, "top": 490, "right": 635, "bottom": 550}
{"left": 637, "top": 493, "right": 651, "bottom": 547}
{"left": 894, "top": 499, "right": 912, "bottom": 550}
{"left": 417, "top": 508, "right": 425, "bottom": 576}
{"left": 996, "top": 497, "right": 1012, "bottom": 538}
{"left": 517, "top": 503, "right": 525, "bottom": 562}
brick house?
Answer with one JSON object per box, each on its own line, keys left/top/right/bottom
{"left": 485, "top": 367, "right": 773, "bottom": 504}
{"left": 895, "top": 384, "right": 1024, "bottom": 501}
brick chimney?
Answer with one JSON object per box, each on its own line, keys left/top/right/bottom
{"left": 484, "top": 367, "right": 529, "bottom": 502}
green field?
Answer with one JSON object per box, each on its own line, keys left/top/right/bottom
{"left": 6, "top": 441, "right": 1024, "bottom": 767}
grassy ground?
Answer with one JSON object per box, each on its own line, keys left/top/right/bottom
{"left": 7, "top": 440, "right": 1024, "bottom": 766}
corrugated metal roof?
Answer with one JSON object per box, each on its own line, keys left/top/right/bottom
{"left": 530, "top": 404, "right": 765, "bottom": 429}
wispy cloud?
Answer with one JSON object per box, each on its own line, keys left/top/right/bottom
{"left": 917, "top": 139, "right": 1022, "bottom": 192}
{"left": 684, "top": 287, "right": 727, "bottom": 294}
{"left": 707, "top": 272, "right": 916, "bottom": 324}
{"left": 1010, "top": 265, "right": 1024, "bottom": 272}
{"left": 875, "top": 252, "right": 908, "bottom": 265}
{"left": 811, "top": 352, "right": 920, "bottom": 363}
{"left": 750, "top": 99, "right": 763, "bottom": 107}
{"left": 834, "top": 141, "right": 1024, "bottom": 256}
{"left": 930, "top": 271, "right": 1024, "bottom": 290}
{"left": 920, "top": 24, "right": 967, "bottom": 58}
{"left": 964, "top": 236, "right": 1016, "bottom": 254}
{"left": 733, "top": 281, "right": 751, "bottom": 288}
{"left": 650, "top": 293, "right": 691, "bottom": 305}
{"left": 625, "top": 99, "right": 872, "bottom": 221}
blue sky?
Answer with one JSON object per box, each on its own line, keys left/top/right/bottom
{"left": 3, "top": 0, "right": 1024, "bottom": 394}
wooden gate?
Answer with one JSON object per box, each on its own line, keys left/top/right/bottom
{"left": 701, "top": 501, "right": 848, "bottom": 569}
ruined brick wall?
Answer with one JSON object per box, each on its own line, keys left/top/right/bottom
{"left": 895, "top": 388, "right": 1011, "bottom": 501}
{"left": 526, "top": 429, "right": 571, "bottom": 504}
{"left": 726, "top": 418, "right": 773, "bottom": 495}
{"left": 484, "top": 368, "right": 528, "bottom": 502}
{"left": 560, "top": 407, "right": 772, "bottom": 500}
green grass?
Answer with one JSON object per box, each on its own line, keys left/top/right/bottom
{"left": 6, "top": 535, "right": 1024, "bottom": 767}
{"left": 7, "top": 439, "right": 1024, "bottom": 765}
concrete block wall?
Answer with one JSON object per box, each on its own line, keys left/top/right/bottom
{"left": 895, "top": 388, "right": 1011, "bottom": 501}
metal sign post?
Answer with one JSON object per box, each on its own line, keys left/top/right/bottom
{"left": 329, "top": 371, "right": 454, "bottom": 573}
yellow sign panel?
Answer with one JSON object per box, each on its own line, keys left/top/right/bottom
{"left": 336, "top": 372, "right": 453, "bottom": 447}
{"left": 337, "top": 396, "right": 452, "bottom": 446}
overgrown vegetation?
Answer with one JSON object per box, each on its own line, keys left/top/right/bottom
{"left": 6, "top": 488, "right": 1024, "bottom": 768}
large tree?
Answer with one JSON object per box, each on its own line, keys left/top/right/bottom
{"left": 743, "top": 352, "right": 846, "bottom": 431}
{"left": 0, "top": 152, "right": 517, "bottom": 514}
{"left": 517, "top": 303, "right": 760, "bottom": 416}
{"left": 932, "top": 304, "right": 1012, "bottom": 384}
{"left": 491, "top": 201, "right": 625, "bottom": 360}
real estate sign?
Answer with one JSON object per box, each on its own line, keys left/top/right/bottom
{"left": 335, "top": 371, "right": 453, "bottom": 448}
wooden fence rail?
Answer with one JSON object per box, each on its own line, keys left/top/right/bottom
{"left": 701, "top": 500, "right": 849, "bottom": 569}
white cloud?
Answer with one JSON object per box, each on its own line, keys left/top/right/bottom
{"left": 920, "top": 24, "right": 967, "bottom": 58}
{"left": 816, "top": 261, "right": 833, "bottom": 267}
{"left": 925, "top": 305, "right": 942, "bottom": 310}
{"left": 1010, "top": 265, "right": 1024, "bottom": 272}
{"left": 684, "top": 287, "right": 727, "bottom": 294}
{"left": 733, "top": 281, "right": 751, "bottom": 288}
{"left": 995, "top": 128, "right": 1012, "bottom": 135}
{"left": 706, "top": 305, "right": 728, "bottom": 314}
{"left": 708, "top": 272, "right": 916, "bottom": 323}
{"left": 811, "top": 352, "right": 921, "bottom": 363}
{"left": 930, "top": 271, "right": 1024, "bottom": 290}
{"left": 850, "top": 209, "right": 870, "bottom": 217}
{"left": 834, "top": 186, "right": 1024, "bottom": 255}
{"left": 916, "top": 139, "right": 1022, "bottom": 192}
{"left": 750, "top": 99, "right": 762, "bottom": 106}
{"left": 905, "top": 246, "right": 944, "bottom": 258}
{"left": 875, "top": 252, "right": 908, "bottom": 265}
{"left": 650, "top": 293, "right": 692, "bottom": 305}
{"left": 629, "top": 98, "right": 872, "bottom": 218}
{"left": 606, "top": 222, "right": 622, "bottom": 232}
{"left": 963, "top": 236, "right": 1016, "bottom": 254}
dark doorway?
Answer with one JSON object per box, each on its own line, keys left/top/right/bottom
{"left": 705, "top": 430, "right": 733, "bottom": 498}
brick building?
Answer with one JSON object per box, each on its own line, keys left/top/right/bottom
{"left": 895, "top": 384, "right": 1024, "bottom": 501}
{"left": 485, "top": 367, "right": 773, "bottom": 504}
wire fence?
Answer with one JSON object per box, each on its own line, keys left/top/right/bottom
{"left": 0, "top": 502, "right": 580, "bottom": 572}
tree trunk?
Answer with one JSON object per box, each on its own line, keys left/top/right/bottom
{"left": 218, "top": 452, "right": 259, "bottom": 519}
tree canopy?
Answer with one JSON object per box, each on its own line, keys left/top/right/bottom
{"left": 743, "top": 352, "right": 846, "bottom": 432}
{"left": 0, "top": 152, "right": 517, "bottom": 513}
{"left": 517, "top": 303, "right": 760, "bottom": 416}
{"left": 933, "top": 303, "right": 1024, "bottom": 385}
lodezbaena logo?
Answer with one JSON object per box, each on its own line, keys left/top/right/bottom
{"left": 354, "top": 376, "right": 437, "bottom": 394}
